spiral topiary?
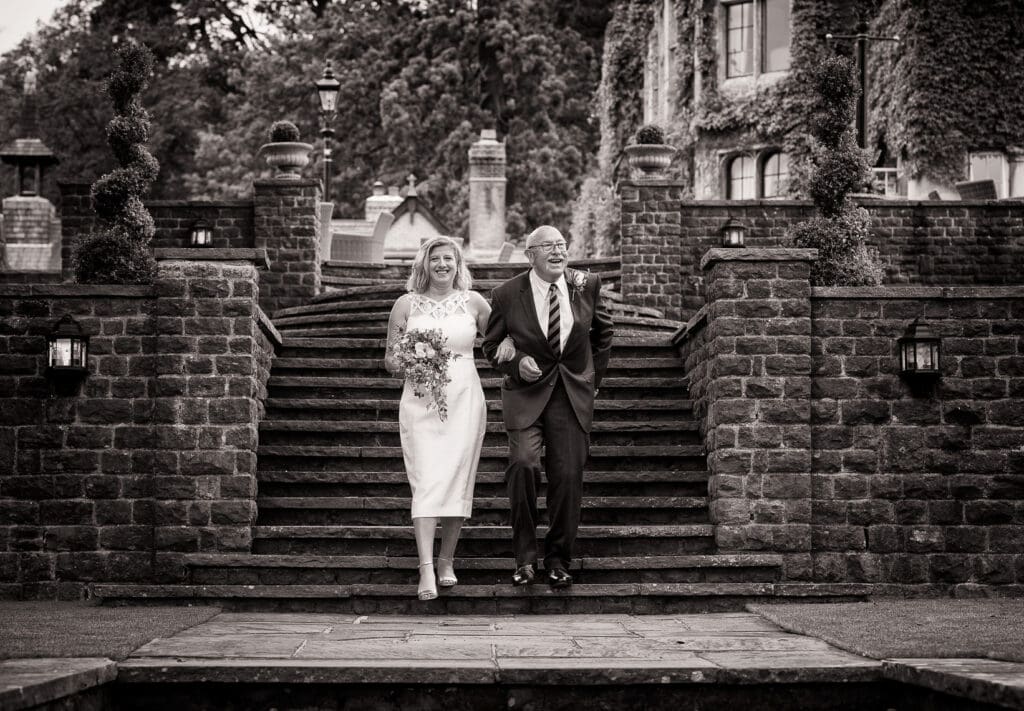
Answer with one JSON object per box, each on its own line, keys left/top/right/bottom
{"left": 73, "top": 42, "right": 159, "bottom": 284}
{"left": 790, "top": 55, "right": 884, "bottom": 286}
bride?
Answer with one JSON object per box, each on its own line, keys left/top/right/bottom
{"left": 384, "top": 236, "right": 513, "bottom": 600}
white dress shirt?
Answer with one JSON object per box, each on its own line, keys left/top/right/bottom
{"left": 529, "top": 270, "right": 573, "bottom": 352}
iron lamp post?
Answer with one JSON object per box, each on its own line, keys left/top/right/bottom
{"left": 315, "top": 62, "right": 341, "bottom": 202}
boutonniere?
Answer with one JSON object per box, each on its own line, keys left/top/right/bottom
{"left": 566, "top": 268, "right": 588, "bottom": 302}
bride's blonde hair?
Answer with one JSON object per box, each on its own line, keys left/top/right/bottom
{"left": 406, "top": 236, "right": 473, "bottom": 293}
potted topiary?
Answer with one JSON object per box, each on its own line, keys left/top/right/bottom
{"left": 624, "top": 124, "right": 676, "bottom": 177}
{"left": 259, "top": 120, "right": 313, "bottom": 179}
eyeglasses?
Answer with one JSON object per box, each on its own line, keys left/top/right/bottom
{"left": 528, "top": 242, "right": 568, "bottom": 254}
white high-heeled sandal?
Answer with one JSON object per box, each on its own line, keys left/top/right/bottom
{"left": 437, "top": 557, "right": 458, "bottom": 587}
{"left": 417, "top": 562, "right": 438, "bottom": 601}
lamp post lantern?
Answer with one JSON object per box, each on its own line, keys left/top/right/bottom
{"left": 314, "top": 62, "right": 341, "bottom": 202}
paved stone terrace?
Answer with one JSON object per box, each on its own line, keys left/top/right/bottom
{"left": 3, "top": 612, "right": 1024, "bottom": 710}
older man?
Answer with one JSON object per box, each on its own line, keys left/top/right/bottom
{"left": 482, "top": 225, "right": 614, "bottom": 588}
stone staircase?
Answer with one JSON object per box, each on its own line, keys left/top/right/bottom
{"left": 93, "top": 259, "right": 800, "bottom": 612}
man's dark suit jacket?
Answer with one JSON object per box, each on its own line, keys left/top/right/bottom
{"left": 482, "top": 270, "right": 614, "bottom": 433}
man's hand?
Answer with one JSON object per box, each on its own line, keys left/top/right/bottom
{"left": 518, "top": 355, "right": 542, "bottom": 382}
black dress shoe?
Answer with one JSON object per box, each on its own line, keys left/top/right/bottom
{"left": 547, "top": 567, "right": 573, "bottom": 589}
{"left": 512, "top": 564, "right": 536, "bottom": 586}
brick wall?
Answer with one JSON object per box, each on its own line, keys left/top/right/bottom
{"left": 677, "top": 247, "right": 1024, "bottom": 590}
{"left": 618, "top": 181, "right": 1024, "bottom": 321}
{"left": 618, "top": 181, "right": 685, "bottom": 320}
{"left": 56, "top": 183, "right": 255, "bottom": 281}
{"left": 0, "top": 256, "right": 278, "bottom": 599}
{"left": 809, "top": 286, "right": 1024, "bottom": 588}
{"left": 253, "top": 179, "right": 323, "bottom": 316}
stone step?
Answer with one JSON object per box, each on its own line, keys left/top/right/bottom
{"left": 273, "top": 298, "right": 663, "bottom": 321}
{"left": 277, "top": 334, "right": 675, "bottom": 359}
{"left": 272, "top": 315, "right": 680, "bottom": 338}
{"left": 255, "top": 469, "right": 709, "bottom": 498}
{"left": 263, "top": 398, "right": 694, "bottom": 423}
{"left": 269, "top": 357, "right": 684, "bottom": 380}
{"left": 255, "top": 495, "right": 708, "bottom": 526}
{"left": 319, "top": 255, "right": 620, "bottom": 279}
{"left": 257, "top": 419, "right": 698, "bottom": 448}
{"left": 252, "top": 524, "right": 716, "bottom": 556}
{"left": 178, "top": 553, "right": 781, "bottom": 586}
{"left": 256, "top": 445, "right": 707, "bottom": 474}
{"left": 89, "top": 581, "right": 869, "bottom": 613}
{"left": 266, "top": 376, "right": 688, "bottom": 401}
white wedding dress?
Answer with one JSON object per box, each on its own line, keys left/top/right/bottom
{"left": 399, "top": 291, "right": 486, "bottom": 519}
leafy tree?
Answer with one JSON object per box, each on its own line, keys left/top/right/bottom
{"left": 184, "top": 0, "right": 606, "bottom": 244}
{"left": 73, "top": 42, "right": 159, "bottom": 284}
{"left": 791, "top": 55, "right": 884, "bottom": 286}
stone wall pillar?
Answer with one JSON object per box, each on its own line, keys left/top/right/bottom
{"left": 467, "top": 129, "right": 506, "bottom": 260}
{"left": 617, "top": 180, "right": 683, "bottom": 321}
{"left": 253, "top": 179, "right": 322, "bottom": 316}
{"left": 58, "top": 183, "right": 95, "bottom": 282}
{"left": 700, "top": 248, "right": 817, "bottom": 568}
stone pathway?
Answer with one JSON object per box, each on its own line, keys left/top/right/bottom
{"left": 116, "top": 612, "right": 880, "bottom": 685}
{"left": 4, "top": 613, "right": 1024, "bottom": 710}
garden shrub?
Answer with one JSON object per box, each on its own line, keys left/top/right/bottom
{"left": 790, "top": 55, "right": 884, "bottom": 287}
{"left": 73, "top": 42, "right": 159, "bottom": 284}
{"left": 270, "top": 120, "right": 301, "bottom": 143}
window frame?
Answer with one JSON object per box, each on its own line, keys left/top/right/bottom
{"left": 719, "top": 0, "right": 791, "bottom": 85}
{"left": 759, "top": 150, "right": 790, "bottom": 198}
{"left": 724, "top": 153, "right": 757, "bottom": 200}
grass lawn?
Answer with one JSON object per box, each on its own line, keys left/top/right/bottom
{"left": 0, "top": 602, "right": 220, "bottom": 660}
{"left": 749, "top": 599, "right": 1024, "bottom": 662}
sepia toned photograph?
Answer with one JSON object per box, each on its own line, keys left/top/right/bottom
{"left": 0, "top": 0, "right": 1022, "bottom": 708}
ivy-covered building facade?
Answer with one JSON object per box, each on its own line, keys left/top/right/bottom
{"left": 637, "top": 0, "right": 1024, "bottom": 201}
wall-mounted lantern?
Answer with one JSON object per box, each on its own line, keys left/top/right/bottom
{"left": 721, "top": 218, "right": 746, "bottom": 247}
{"left": 190, "top": 219, "right": 213, "bottom": 247}
{"left": 47, "top": 314, "right": 89, "bottom": 377}
{"left": 899, "top": 319, "right": 941, "bottom": 377}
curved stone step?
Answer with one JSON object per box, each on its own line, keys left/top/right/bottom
{"left": 257, "top": 496, "right": 706, "bottom": 510}
{"left": 273, "top": 297, "right": 663, "bottom": 321}
{"left": 263, "top": 398, "right": 694, "bottom": 417}
{"left": 259, "top": 420, "right": 698, "bottom": 434}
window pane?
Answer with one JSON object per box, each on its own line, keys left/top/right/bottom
{"left": 763, "top": 0, "right": 791, "bottom": 72}
{"left": 729, "top": 155, "right": 755, "bottom": 199}
{"left": 762, "top": 152, "right": 790, "bottom": 197}
{"left": 726, "top": 2, "right": 753, "bottom": 78}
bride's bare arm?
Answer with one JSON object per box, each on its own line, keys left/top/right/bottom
{"left": 384, "top": 294, "right": 410, "bottom": 375}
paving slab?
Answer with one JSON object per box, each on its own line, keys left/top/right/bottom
{"left": 117, "top": 612, "right": 886, "bottom": 686}
{"left": 884, "top": 658, "right": 1024, "bottom": 710}
{"left": 0, "top": 658, "right": 116, "bottom": 711}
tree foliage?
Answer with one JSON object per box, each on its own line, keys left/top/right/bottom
{"left": 73, "top": 42, "right": 159, "bottom": 284}
{"left": 0, "top": 0, "right": 610, "bottom": 247}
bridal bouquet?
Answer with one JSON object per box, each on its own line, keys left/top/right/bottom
{"left": 391, "top": 327, "right": 459, "bottom": 421}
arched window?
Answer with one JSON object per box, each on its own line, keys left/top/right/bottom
{"left": 761, "top": 151, "right": 790, "bottom": 197}
{"left": 727, "top": 155, "right": 755, "bottom": 199}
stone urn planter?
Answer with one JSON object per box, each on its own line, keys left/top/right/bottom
{"left": 624, "top": 144, "right": 677, "bottom": 177}
{"left": 259, "top": 141, "right": 313, "bottom": 179}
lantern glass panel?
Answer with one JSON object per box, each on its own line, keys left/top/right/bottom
{"left": 50, "top": 338, "right": 72, "bottom": 367}
{"left": 916, "top": 342, "right": 933, "bottom": 370}
{"left": 318, "top": 88, "right": 339, "bottom": 113}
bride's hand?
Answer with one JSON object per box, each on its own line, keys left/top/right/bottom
{"left": 384, "top": 354, "right": 402, "bottom": 376}
{"left": 495, "top": 336, "right": 516, "bottom": 363}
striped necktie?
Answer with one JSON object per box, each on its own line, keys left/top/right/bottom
{"left": 547, "top": 283, "right": 560, "bottom": 356}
